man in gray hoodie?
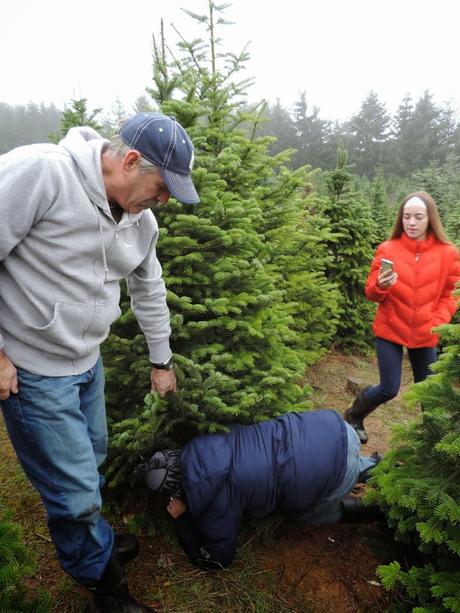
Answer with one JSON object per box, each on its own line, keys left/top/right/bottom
{"left": 0, "top": 112, "right": 199, "bottom": 613}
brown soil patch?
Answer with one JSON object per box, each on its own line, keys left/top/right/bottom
{"left": 257, "top": 522, "right": 391, "bottom": 613}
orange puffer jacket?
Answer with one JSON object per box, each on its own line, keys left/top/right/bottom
{"left": 365, "top": 232, "right": 460, "bottom": 348}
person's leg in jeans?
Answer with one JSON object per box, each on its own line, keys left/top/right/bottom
{"left": 298, "top": 424, "right": 379, "bottom": 524}
{"left": 364, "top": 338, "right": 404, "bottom": 406}
{"left": 407, "top": 346, "right": 437, "bottom": 383}
{"left": 0, "top": 357, "right": 114, "bottom": 585}
{"left": 345, "top": 338, "right": 404, "bottom": 443}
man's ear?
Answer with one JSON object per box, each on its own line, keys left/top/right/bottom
{"left": 121, "top": 150, "right": 142, "bottom": 173}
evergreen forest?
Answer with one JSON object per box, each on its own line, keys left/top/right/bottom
{"left": 1, "top": 2, "right": 459, "bottom": 612}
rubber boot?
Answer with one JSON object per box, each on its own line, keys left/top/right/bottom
{"left": 340, "top": 496, "right": 385, "bottom": 523}
{"left": 86, "top": 546, "right": 155, "bottom": 613}
{"left": 344, "top": 385, "right": 378, "bottom": 444}
{"left": 115, "top": 534, "right": 140, "bottom": 564}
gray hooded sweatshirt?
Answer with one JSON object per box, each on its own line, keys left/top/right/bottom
{"left": 0, "top": 127, "right": 172, "bottom": 376}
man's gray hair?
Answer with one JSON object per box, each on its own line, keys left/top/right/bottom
{"left": 106, "top": 135, "right": 160, "bottom": 174}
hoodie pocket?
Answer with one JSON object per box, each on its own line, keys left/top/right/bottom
{"left": 26, "top": 300, "right": 121, "bottom": 358}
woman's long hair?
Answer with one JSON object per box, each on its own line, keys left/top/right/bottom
{"left": 390, "top": 191, "right": 449, "bottom": 243}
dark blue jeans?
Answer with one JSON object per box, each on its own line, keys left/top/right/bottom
{"left": 0, "top": 357, "right": 114, "bottom": 585}
{"left": 365, "top": 337, "right": 437, "bottom": 407}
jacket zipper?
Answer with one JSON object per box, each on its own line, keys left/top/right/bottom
{"left": 412, "top": 248, "right": 421, "bottom": 335}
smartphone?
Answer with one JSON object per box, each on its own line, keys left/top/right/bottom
{"left": 380, "top": 258, "right": 393, "bottom": 272}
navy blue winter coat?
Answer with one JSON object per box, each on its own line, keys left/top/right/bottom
{"left": 175, "top": 409, "right": 347, "bottom": 569}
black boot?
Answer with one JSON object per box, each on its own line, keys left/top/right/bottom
{"left": 344, "top": 385, "right": 378, "bottom": 444}
{"left": 86, "top": 547, "right": 155, "bottom": 613}
{"left": 115, "top": 534, "right": 140, "bottom": 564}
{"left": 340, "top": 496, "right": 385, "bottom": 522}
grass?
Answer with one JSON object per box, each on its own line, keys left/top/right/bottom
{"left": 154, "top": 557, "right": 308, "bottom": 613}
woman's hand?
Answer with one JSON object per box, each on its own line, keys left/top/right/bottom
{"left": 377, "top": 268, "right": 398, "bottom": 290}
{"left": 167, "top": 498, "right": 186, "bottom": 519}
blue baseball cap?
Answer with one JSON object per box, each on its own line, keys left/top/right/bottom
{"left": 119, "top": 112, "right": 199, "bottom": 205}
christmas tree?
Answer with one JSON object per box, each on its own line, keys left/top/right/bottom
{"left": 318, "top": 146, "right": 377, "bottom": 351}
{"left": 367, "top": 312, "right": 460, "bottom": 612}
{"left": 0, "top": 511, "right": 51, "bottom": 612}
{"left": 102, "top": 3, "right": 339, "bottom": 485}
{"left": 369, "top": 169, "right": 392, "bottom": 245}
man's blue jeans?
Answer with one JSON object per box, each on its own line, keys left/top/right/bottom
{"left": 0, "top": 357, "right": 114, "bottom": 584}
{"left": 299, "top": 423, "right": 378, "bottom": 524}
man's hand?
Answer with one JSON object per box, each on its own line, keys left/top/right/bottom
{"left": 167, "top": 497, "right": 186, "bottom": 519}
{"left": 150, "top": 368, "right": 177, "bottom": 397}
{"left": 0, "top": 350, "right": 18, "bottom": 400}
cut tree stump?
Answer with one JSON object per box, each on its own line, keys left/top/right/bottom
{"left": 346, "top": 377, "right": 364, "bottom": 396}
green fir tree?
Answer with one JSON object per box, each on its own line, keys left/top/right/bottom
{"left": 102, "top": 2, "right": 338, "bottom": 485}
{"left": 348, "top": 91, "right": 391, "bottom": 178}
{"left": 0, "top": 511, "right": 51, "bottom": 612}
{"left": 412, "top": 155, "right": 460, "bottom": 229}
{"left": 318, "top": 146, "right": 376, "bottom": 351}
{"left": 257, "top": 167, "right": 341, "bottom": 369}
{"left": 49, "top": 98, "right": 104, "bottom": 143}
{"left": 368, "top": 313, "right": 460, "bottom": 612}
{"left": 446, "top": 209, "right": 460, "bottom": 245}
{"left": 369, "top": 169, "right": 392, "bottom": 244}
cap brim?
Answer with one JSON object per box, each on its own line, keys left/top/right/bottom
{"left": 162, "top": 168, "right": 200, "bottom": 205}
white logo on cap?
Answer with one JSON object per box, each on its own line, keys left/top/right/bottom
{"left": 189, "top": 150, "right": 195, "bottom": 171}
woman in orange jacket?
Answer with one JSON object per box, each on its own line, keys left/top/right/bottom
{"left": 345, "top": 191, "right": 460, "bottom": 443}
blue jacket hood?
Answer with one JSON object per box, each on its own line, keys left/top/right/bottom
{"left": 182, "top": 435, "right": 232, "bottom": 515}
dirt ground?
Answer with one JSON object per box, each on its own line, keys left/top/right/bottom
{"left": 0, "top": 350, "right": 419, "bottom": 612}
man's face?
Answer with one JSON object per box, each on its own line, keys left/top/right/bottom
{"left": 108, "top": 151, "right": 171, "bottom": 214}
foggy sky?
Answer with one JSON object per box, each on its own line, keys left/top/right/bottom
{"left": 2, "top": 0, "right": 459, "bottom": 121}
